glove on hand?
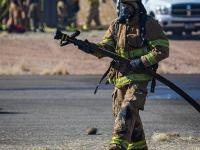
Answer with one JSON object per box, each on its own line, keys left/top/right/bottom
{"left": 78, "top": 40, "right": 93, "bottom": 54}
{"left": 130, "top": 58, "right": 145, "bottom": 70}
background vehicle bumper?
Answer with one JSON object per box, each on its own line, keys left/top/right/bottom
{"left": 155, "top": 15, "right": 200, "bottom": 32}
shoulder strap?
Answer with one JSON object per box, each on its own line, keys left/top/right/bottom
{"left": 112, "top": 20, "right": 120, "bottom": 43}
{"left": 139, "top": 14, "right": 148, "bottom": 47}
{"left": 94, "top": 61, "right": 114, "bottom": 94}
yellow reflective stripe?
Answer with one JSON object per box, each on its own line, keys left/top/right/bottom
{"left": 109, "top": 74, "right": 151, "bottom": 88}
{"left": 115, "top": 48, "right": 127, "bottom": 58}
{"left": 128, "top": 140, "right": 147, "bottom": 150}
{"left": 110, "top": 136, "right": 129, "bottom": 149}
{"left": 1, "top": 0, "right": 7, "bottom": 5}
{"left": 102, "top": 38, "right": 113, "bottom": 43}
{"left": 96, "top": 43, "right": 105, "bottom": 48}
{"left": 0, "top": 0, "right": 9, "bottom": 20}
{"left": 116, "top": 47, "right": 149, "bottom": 59}
{"left": 97, "top": 42, "right": 115, "bottom": 54}
{"left": 149, "top": 39, "right": 169, "bottom": 48}
{"left": 100, "top": 38, "right": 115, "bottom": 49}
{"left": 144, "top": 52, "right": 157, "bottom": 65}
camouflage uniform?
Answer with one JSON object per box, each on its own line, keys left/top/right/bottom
{"left": 87, "top": 0, "right": 101, "bottom": 28}
{"left": 96, "top": 14, "right": 169, "bottom": 150}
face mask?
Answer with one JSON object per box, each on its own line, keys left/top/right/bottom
{"left": 117, "top": 1, "right": 136, "bottom": 24}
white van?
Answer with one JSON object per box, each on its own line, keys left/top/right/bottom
{"left": 143, "top": 0, "right": 200, "bottom": 35}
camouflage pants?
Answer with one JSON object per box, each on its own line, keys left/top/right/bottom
{"left": 86, "top": 3, "right": 101, "bottom": 27}
{"left": 112, "top": 82, "right": 148, "bottom": 149}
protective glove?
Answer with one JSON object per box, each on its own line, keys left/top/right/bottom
{"left": 130, "top": 58, "right": 145, "bottom": 70}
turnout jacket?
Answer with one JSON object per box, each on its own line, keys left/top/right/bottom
{"left": 96, "top": 16, "right": 169, "bottom": 88}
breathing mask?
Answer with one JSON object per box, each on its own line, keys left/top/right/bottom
{"left": 117, "top": 0, "right": 138, "bottom": 24}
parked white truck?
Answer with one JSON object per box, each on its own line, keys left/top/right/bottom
{"left": 143, "top": 0, "right": 200, "bottom": 35}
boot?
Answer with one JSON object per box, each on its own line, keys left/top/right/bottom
{"left": 109, "top": 144, "right": 126, "bottom": 150}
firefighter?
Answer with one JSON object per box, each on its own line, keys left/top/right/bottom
{"left": 57, "top": 0, "right": 67, "bottom": 30}
{"left": 7, "top": 0, "right": 26, "bottom": 32}
{"left": 81, "top": 0, "right": 169, "bottom": 149}
{"left": 105, "top": 0, "right": 169, "bottom": 149}
{"left": 0, "top": 0, "right": 10, "bottom": 30}
{"left": 28, "top": 0, "right": 44, "bottom": 32}
{"left": 66, "top": 0, "right": 80, "bottom": 31}
{"left": 20, "top": 0, "right": 30, "bottom": 30}
{"left": 85, "top": 0, "right": 105, "bottom": 30}
{"left": 7, "top": 0, "right": 21, "bottom": 27}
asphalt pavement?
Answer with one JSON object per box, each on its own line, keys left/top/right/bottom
{"left": 0, "top": 75, "right": 199, "bottom": 150}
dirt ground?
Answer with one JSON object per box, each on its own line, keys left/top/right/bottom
{"left": 0, "top": 0, "right": 199, "bottom": 75}
{"left": 0, "top": 31, "right": 200, "bottom": 75}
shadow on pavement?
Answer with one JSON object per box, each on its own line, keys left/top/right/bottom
{"left": 0, "top": 111, "right": 27, "bottom": 115}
